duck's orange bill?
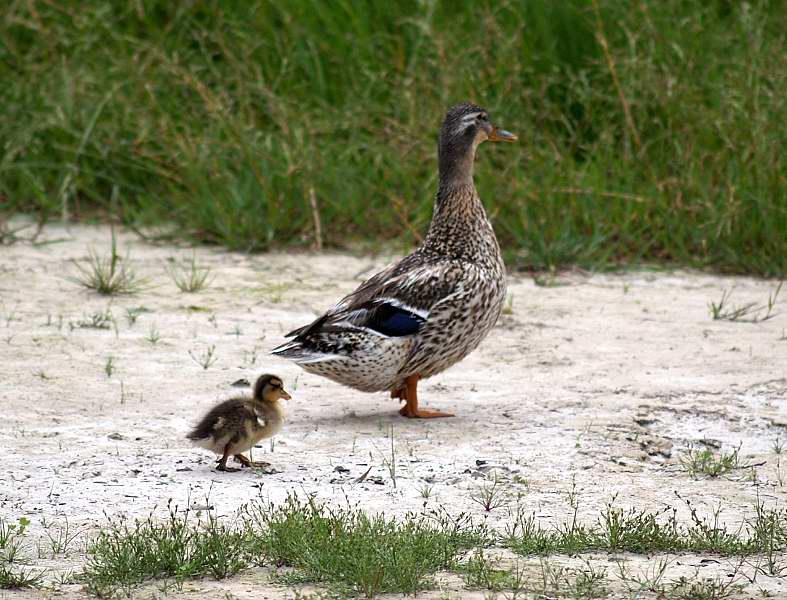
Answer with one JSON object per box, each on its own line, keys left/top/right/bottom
{"left": 488, "top": 127, "right": 517, "bottom": 142}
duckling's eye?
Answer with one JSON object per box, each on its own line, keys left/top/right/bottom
{"left": 478, "top": 114, "right": 489, "bottom": 122}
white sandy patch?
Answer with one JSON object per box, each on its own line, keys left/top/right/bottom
{"left": 0, "top": 223, "right": 785, "bottom": 598}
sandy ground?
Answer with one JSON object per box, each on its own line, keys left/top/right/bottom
{"left": 1, "top": 223, "right": 785, "bottom": 599}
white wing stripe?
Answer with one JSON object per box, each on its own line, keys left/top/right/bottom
{"left": 375, "top": 297, "right": 430, "bottom": 320}
{"left": 295, "top": 353, "right": 343, "bottom": 364}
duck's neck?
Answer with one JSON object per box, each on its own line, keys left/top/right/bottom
{"left": 438, "top": 140, "right": 476, "bottom": 189}
{"left": 424, "top": 146, "right": 499, "bottom": 261}
{"left": 433, "top": 141, "right": 483, "bottom": 223}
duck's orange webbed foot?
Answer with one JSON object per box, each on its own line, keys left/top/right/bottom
{"left": 396, "top": 374, "right": 454, "bottom": 419}
{"left": 398, "top": 404, "right": 454, "bottom": 418}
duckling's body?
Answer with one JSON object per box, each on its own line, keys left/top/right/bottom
{"left": 189, "top": 398, "right": 284, "bottom": 458}
{"left": 187, "top": 374, "right": 290, "bottom": 472}
{"left": 273, "top": 103, "right": 516, "bottom": 418}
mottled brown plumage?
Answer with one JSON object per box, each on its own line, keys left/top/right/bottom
{"left": 187, "top": 374, "right": 291, "bottom": 472}
{"left": 272, "top": 103, "right": 517, "bottom": 417}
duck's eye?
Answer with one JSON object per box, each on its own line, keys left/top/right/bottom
{"left": 478, "top": 114, "right": 489, "bottom": 122}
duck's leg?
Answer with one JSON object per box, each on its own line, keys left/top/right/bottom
{"left": 216, "top": 445, "right": 240, "bottom": 472}
{"left": 234, "top": 454, "right": 271, "bottom": 468}
{"left": 398, "top": 374, "right": 454, "bottom": 418}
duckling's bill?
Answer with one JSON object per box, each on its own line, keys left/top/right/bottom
{"left": 271, "top": 380, "right": 292, "bottom": 400}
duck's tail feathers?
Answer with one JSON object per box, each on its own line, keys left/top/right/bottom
{"left": 271, "top": 340, "right": 340, "bottom": 364}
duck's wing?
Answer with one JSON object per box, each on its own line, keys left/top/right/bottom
{"left": 186, "top": 398, "right": 253, "bottom": 441}
{"left": 278, "top": 258, "right": 464, "bottom": 343}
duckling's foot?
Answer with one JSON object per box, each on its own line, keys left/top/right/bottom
{"left": 398, "top": 374, "right": 454, "bottom": 418}
{"left": 216, "top": 457, "right": 240, "bottom": 472}
{"left": 216, "top": 463, "right": 241, "bottom": 472}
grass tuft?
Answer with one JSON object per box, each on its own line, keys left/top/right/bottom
{"left": 82, "top": 504, "right": 248, "bottom": 596}
{"left": 189, "top": 345, "right": 218, "bottom": 370}
{"left": 506, "top": 495, "right": 787, "bottom": 557}
{"left": 246, "top": 495, "right": 489, "bottom": 597}
{"left": 0, "top": 564, "right": 44, "bottom": 590}
{"left": 0, "top": 517, "right": 44, "bottom": 589}
{"left": 71, "top": 231, "right": 143, "bottom": 296}
{"left": 167, "top": 254, "right": 212, "bottom": 293}
{"left": 124, "top": 306, "right": 150, "bottom": 327}
{"left": 460, "top": 549, "right": 523, "bottom": 592}
{"left": 679, "top": 444, "right": 746, "bottom": 479}
{"left": 70, "top": 308, "right": 114, "bottom": 330}
{"left": 709, "top": 283, "right": 782, "bottom": 323}
{"left": 668, "top": 575, "right": 742, "bottom": 600}
{"left": 469, "top": 472, "right": 508, "bottom": 512}
{"left": 145, "top": 323, "right": 161, "bottom": 345}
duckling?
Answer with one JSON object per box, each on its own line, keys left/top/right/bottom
{"left": 187, "top": 374, "right": 291, "bottom": 472}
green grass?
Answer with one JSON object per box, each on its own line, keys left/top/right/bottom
{"left": 82, "top": 503, "right": 249, "bottom": 596}
{"left": 668, "top": 576, "right": 742, "bottom": 600}
{"left": 708, "top": 282, "right": 782, "bottom": 323}
{"left": 167, "top": 254, "right": 212, "bottom": 293}
{"left": 70, "top": 308, "right": 114, "bottom": 330}
{"left": 246, "top": 496, "right": 489, "bottom": 596}
{"left": 679, "top": 444, "right": 747, "bottom": 479}
{"left": 82, "top": 496, "right": 489, "bottom": 598}
{"left": 70, "top": 230, "right": 144, "bottom": 295}
{"left": 1, "top": 517, "right": 44, "bottom": 589}
{"left": 0, "top": 564, "right": 43, "bottom": 590}
{"left": 461, "top": 548, "right": 524, "bottom": 592}
{"left": 462, "top": 553, "right": 614, "bottom": 599}
{"left": 0, "top": 1, "right": 784, "bottom": 275}
{"left": 505, "top": 496, "right": 787, "bottom": 558}
{"left": 17, "top": 494, "right": 787, "bottom": 597}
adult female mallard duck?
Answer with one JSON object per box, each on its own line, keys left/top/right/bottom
{"left": 273, "top": 103, "right": 516, "bottom": 418}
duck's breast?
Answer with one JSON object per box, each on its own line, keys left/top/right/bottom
{"left": 403, "top": 264, "right": 506, "bottom": 378}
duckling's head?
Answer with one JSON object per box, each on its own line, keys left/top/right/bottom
{"left": 253, "top": 374, "right": 292, "bottom": 403}
{"left": 438, "top": 103, "right": 517, "bottom": 185}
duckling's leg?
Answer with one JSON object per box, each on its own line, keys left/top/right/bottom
{"left": 398, "top": 374, "right": 454, "bottom": 418}
{"left": 234, "top": 454, "right": 271, "bottom": 469}
{"left": 216, "top": 445, "right": 240, "bottom": 472}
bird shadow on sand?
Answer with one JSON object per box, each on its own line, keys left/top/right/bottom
{"left": 304, "top": 407, "right": 466, "bottom": 430}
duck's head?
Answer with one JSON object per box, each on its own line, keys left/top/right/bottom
{"left": 438, "top": 103, "right": 516, "bottom": 185}
{"left": 253, "top": 374, "right": 292, "bottom": 403}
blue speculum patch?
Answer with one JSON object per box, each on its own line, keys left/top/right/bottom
{"left": 366, "top": 304, "right": 425, "bottom": 337}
